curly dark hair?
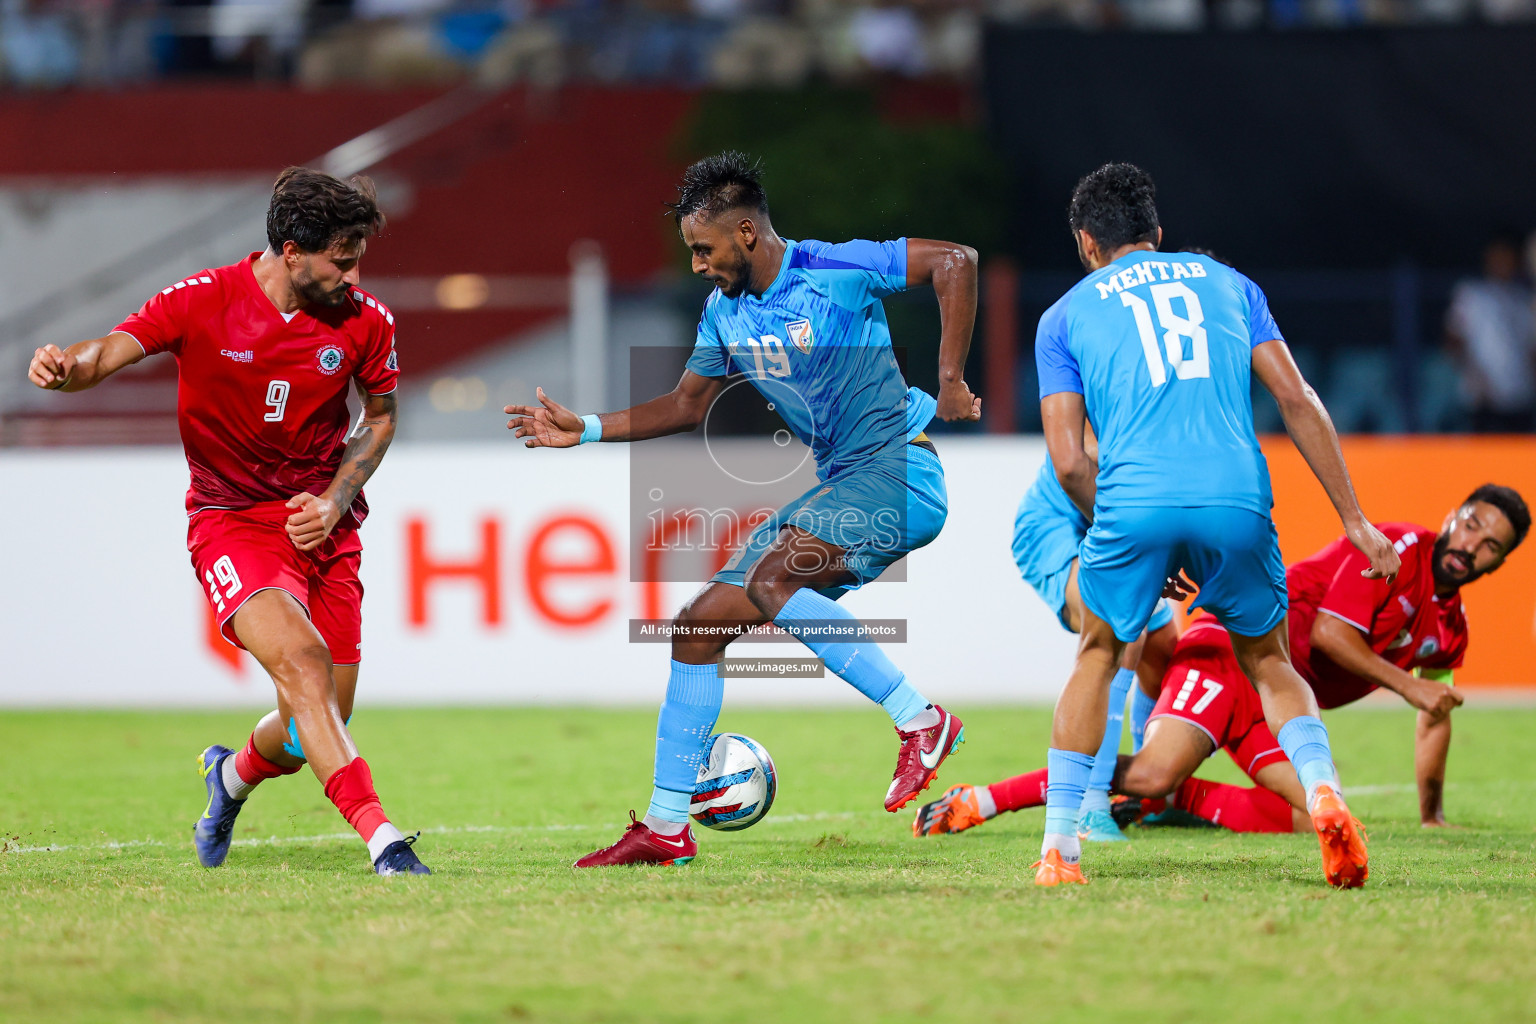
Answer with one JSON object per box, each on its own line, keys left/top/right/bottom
{"left": 1068, "top": 162, "right": 1159, "bottom": 254}
{"left": 666, "top": 151, "right": 769, "bottom": 224}
{"left": 265, "top": 167, "right": 385, "bottom": 255}
{"left": 1465, "top": 483, "right": 1531, "bottom": 550}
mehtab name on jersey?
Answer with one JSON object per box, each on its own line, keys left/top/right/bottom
{"left": 1094, "top": 259, "right": 1208, "bottom": 299}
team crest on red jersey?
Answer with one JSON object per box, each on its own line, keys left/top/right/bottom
{"left": 316, "top": 345, "right": 345, "bottom": 375}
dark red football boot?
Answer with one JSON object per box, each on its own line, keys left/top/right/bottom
{"left": 573, "top": 811, "right": 698, "bottom": 868}
{"left": 885, "top": 706, "right": 965, "bottom": 812}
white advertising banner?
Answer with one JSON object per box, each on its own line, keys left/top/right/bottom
{"left": 0, "top": 438, "right": 1076, "bottom": 707}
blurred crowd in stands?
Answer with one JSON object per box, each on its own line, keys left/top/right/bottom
{"left": 1445, "top": 233, "right": 1536, "bottom": 433}
{"left": 4, "top": 0, "right": 1536, "bottom": 89}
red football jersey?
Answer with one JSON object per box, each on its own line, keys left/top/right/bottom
{"left": 1285, "top": 523, "right": 1468, "bottom": 708}
{"left": 114, "top": 253, "right": 399, "bottom": 521}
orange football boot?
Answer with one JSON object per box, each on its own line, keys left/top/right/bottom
{"left": 1032, "top": 848, "right": 1088, "bottom": 886}
{"left": 912, "top": 784, "right": 989, "bottom": 837}
{"left": 1309, "top": 784, "right": 1369, "bottom": 889}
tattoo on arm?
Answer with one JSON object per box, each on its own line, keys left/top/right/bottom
{"left": 330, "top": 392, "right": 397, "bottom": 509}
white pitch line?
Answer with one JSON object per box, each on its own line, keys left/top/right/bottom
{"left": 2, "top": 788, "right": 1439, "bottom": 856}
{"left": 1, "top": 810, "right": 882, "bottom": 856}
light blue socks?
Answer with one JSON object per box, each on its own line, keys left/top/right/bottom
{"left": 1043, "top": 748, "right": 1094, "bottom": 862}
{"left": 1276, "top": 715, "right": 1336, "bottom": 806}
{"left": 1130, "top": 685, "right": 1157, "bottom": 753}
{"left": 645, "top": 660, "right": 724, "bottom": 824}
{"left": 774, "top": 588, "right": 930, "bottom": 726}
{"left": 1080, "top": 668, "right": 1134, "bottom": 815}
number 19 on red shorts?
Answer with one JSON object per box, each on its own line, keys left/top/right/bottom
{"left": 187, "top": 502, "right": 365, "bottom": 665}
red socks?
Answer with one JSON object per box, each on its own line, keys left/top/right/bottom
{"left": 989, "top": 767, "right": 1050, "bottom": 814}
{"left": 323, "top": 757, "right": 392, "bottom": 844}
{"left": 983, "top": 769, "right": 1296, "bottom": 833}
{"left": 1174, "top": 777, "right": 1296, "bottom": 833}
{"left": 234, "top": 734, "right": 302, "bottom": 785}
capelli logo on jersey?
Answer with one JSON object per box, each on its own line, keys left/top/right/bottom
{"left": 220, "top": 349, "right": 254, "bottom": 363}
{"left": 316, "top": 345, "right": 345, "bottom": 375}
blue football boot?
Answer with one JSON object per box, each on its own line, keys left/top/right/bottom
{"left": 194, "top": 744, "right": 246, "bottom": 867}
{"left": 1078, "top": 806, "right": 1130, "bottom": 843}
{"left": 374, "top": 833, "right": 432, "bottom": 876}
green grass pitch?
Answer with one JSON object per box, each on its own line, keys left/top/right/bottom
{"left": 2, "top": 706, "right": 1534, "bottom": 1023}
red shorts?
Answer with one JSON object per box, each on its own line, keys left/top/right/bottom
{"left": 1149, "top": 622, "right": 1287, "bottom": 779}
{"left": 187, "top": 502, "right": 364, "bottom": 665}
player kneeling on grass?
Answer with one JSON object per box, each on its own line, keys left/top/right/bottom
{"left": 506, "top": 152, "right": 982, "bottom": 867}
{"left": 26, "top": 168, "right": 428, "bottom": 876}
{"left": 917, "top": 487, "right": 1527, "bottom": 836}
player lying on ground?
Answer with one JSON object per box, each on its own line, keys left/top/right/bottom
{"left": 506, "top": 152, "right": 981, "bottom": 867}
{"left": 916, "top": 487, "right": 1527, "bottom": 835}
{"left": 937, "top": 442, "right": 1179, "bottom": 842}
{"left": 1030, "top": 163, "right": 1398, "bottom": 888}
{"left": 27, "top": 168, "right": 427, "bottom": 876}
{"left": 917, "top": 616, "right": 1309, "bottom": 836}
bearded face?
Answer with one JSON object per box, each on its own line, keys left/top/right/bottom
{"left": 1431, "top": 501, "right": 1516, "bottom": 591}
{"left": 681, "top": 213, "right": 756, "bottom": 299}
{"left": 291, "top": 239, "right": 364, "bottom": 308}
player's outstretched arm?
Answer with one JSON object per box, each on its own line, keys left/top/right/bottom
{"left": 905, "top": 238, "right": 981, "bottom": 422}
{"left": 1415, "top": 707, "right": 1456, "bottom": 827}
{"left": 1040, "top": 392, "right": 1096, "bottom": 518}
{"left": 287, "top": 387, "right": 397, "bottom": 552}
{"left": 1310, "top": 614, "right": 1464, "bottom": 720}
{"left": 27, "top": 333, "right": 145, "bottom": 393}
{"left": 1252, "top": 339, "right": 1399, "bottom": 580}
{"left": 504, "top": 372, "right": 725, "bottom": 448}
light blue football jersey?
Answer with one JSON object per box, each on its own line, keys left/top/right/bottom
{"left": 686, "top": 238, "right": 937, "bottom": 480}
{"left": 1035, "top": 251, "right": 1281, "bottom": 515}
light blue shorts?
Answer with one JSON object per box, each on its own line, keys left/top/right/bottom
{"left": 1013, "top": 493, "right": 1173, "bottom": 634}
{"left": 1077, "top": 505, "right": 1286, "bottom": 643}
{"left": 713, "top": 442, "right": 948, "bottom": 597}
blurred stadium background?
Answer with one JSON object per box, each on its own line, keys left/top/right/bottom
{"left": 3, "top": 3, "right": 1536, "bottom": 706}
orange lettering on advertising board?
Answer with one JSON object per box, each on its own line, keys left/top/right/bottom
{"left": 525, "top": 514, "right": 617, "bottom": 628}
{"left": 406, "top": 516, "right": 503, "bottom": 627}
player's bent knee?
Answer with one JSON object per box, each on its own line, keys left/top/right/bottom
{"left": 1120, "top": 759, "right": 1185, "bottom": 798}
{"left": 267, "top": 644, "right": 337, "bottom": 705}
{"left": 670, "top": 608, "right": 730, "bottom": 662}
{"left": 742, "top": 558, "right": 800, "bottom": 616}
{"left": 742, "top": 578, "right": 792, "bottom": 618}
{"left": 1075, "top": 618, "right": 1122, "bottom": 663}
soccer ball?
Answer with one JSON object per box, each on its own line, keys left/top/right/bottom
{"left": 690, "top": 733, "right": 777, "bottom": 831}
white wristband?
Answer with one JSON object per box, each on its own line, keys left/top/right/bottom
{"left": 578, "top": 414, "right": 603, "bottom": 444}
